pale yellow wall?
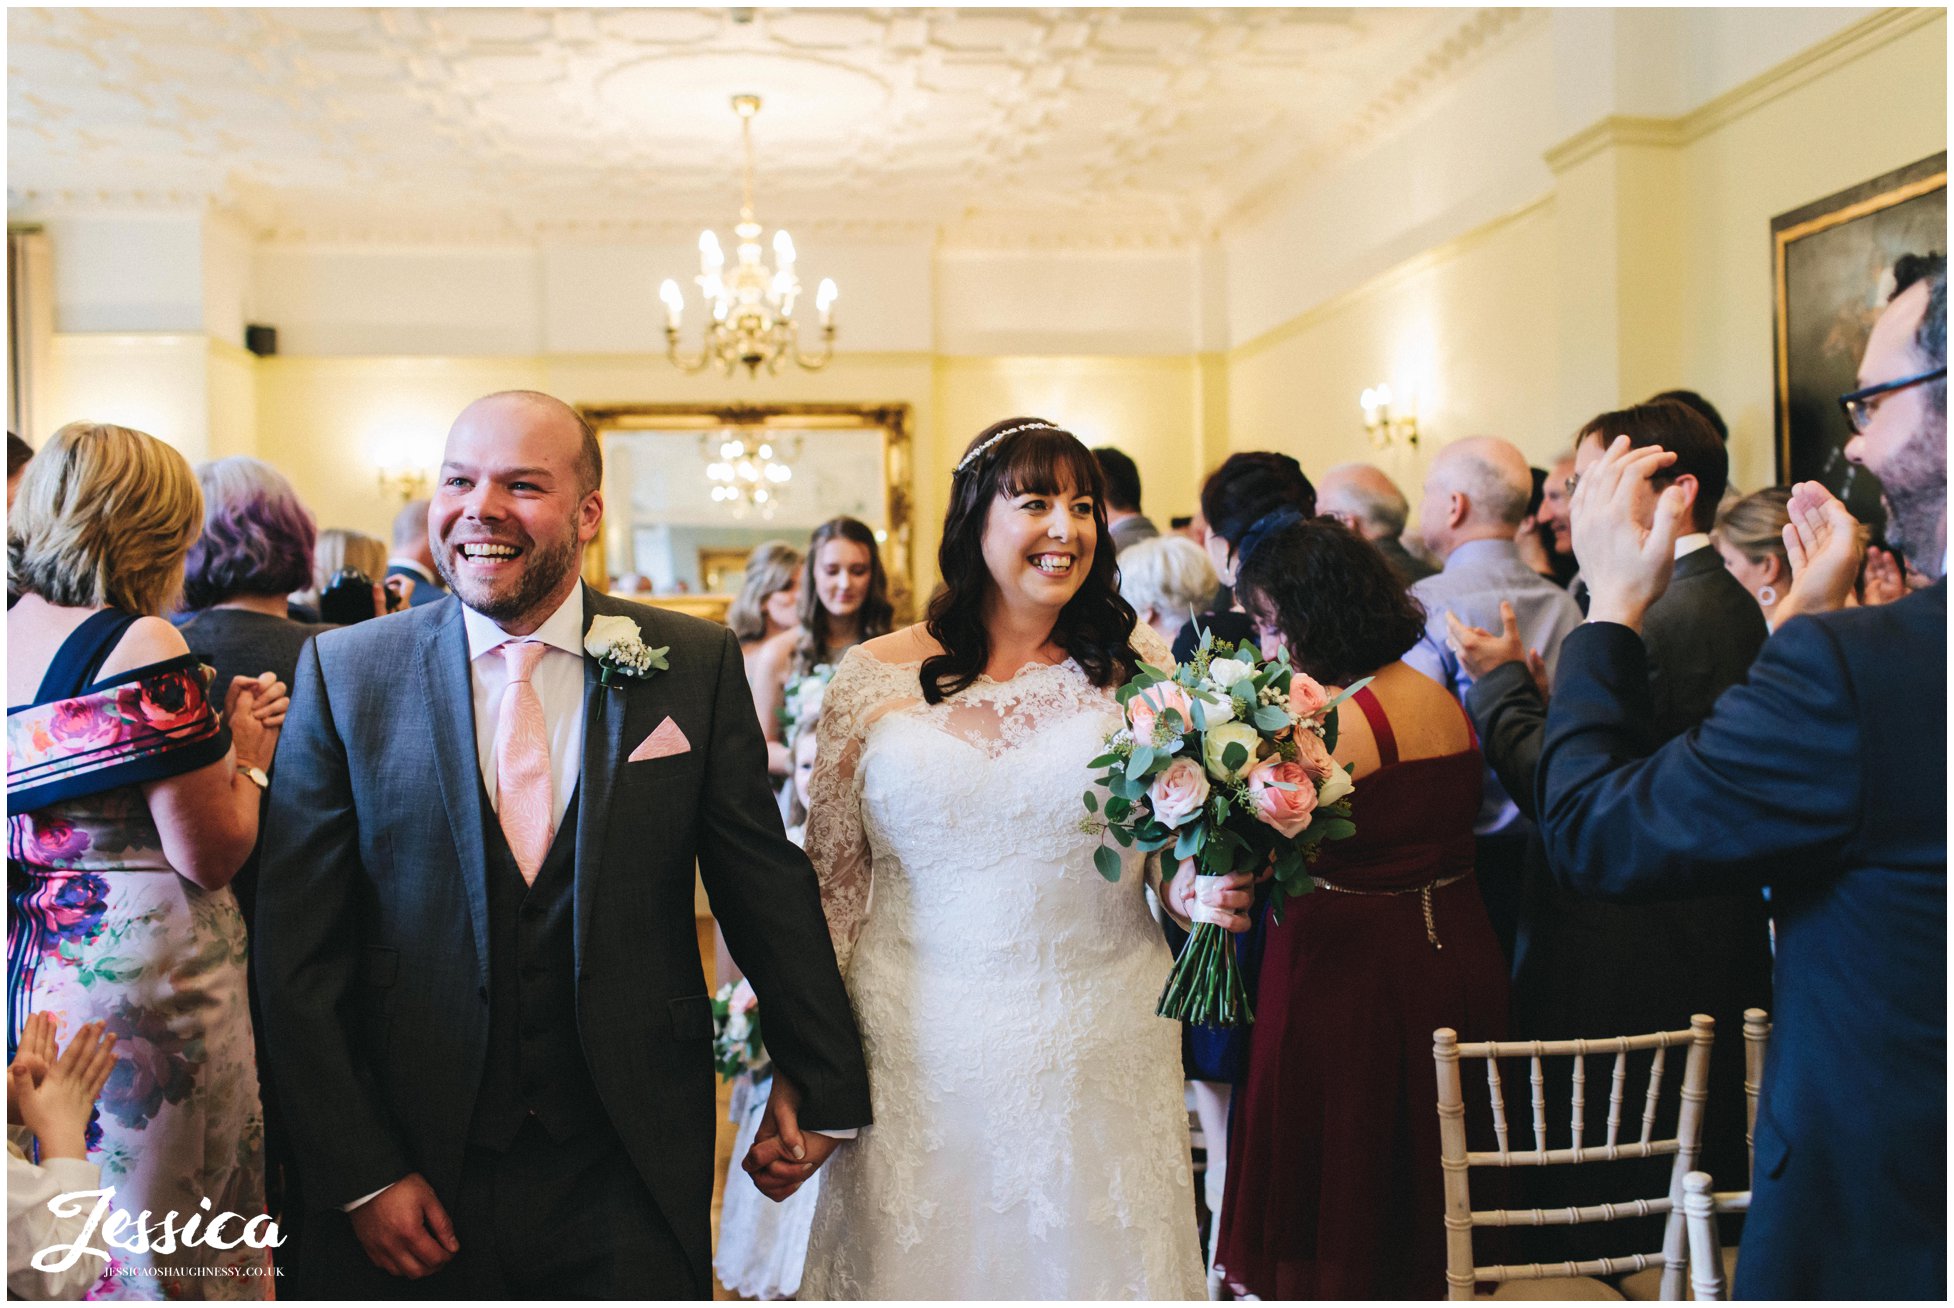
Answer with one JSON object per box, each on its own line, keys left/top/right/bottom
{"left": 1676, "top": 9, "right": 1947, "bottom": 493}
{"left": 42, "top": 333, "right": 213, "bottom": 460}
{"left": 1225, "top": 197, "right": 1563, "bottom": 515}
{"left": 247, "top": 351, "right": 1209, "bottom": 599}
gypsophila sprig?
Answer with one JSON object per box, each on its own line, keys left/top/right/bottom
{"left": 584, "top": 614, "right": 670, "bottom": 688}
{"left": 1080, "top": 625, "right": 1370, "bottom": 1028}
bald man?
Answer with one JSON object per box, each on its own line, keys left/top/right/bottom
{"left": 1405, "top": 437, "right": 1583, "bottom": 958}
{"left": 1317, "top": 462, "right": 1437, "bottom": 585}
{"left": 386, "top": 498, "right": 447, "bottom": 606}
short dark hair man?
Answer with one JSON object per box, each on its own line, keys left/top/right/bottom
{"left": 1092, "top": 445, "right": 1159, "bottom": 555}
{"left": 1537, "top": 254, "right": 1946, "bottom": 1299}
{"left": 1648, "top": 388, "right": 1729, "bottom": 443}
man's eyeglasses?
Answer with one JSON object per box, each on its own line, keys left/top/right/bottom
{"left": 1838, "top": 366, "right": 1946, "bottom": 433}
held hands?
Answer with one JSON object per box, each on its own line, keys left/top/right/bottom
{"left": 1444, "top": 602, "right": 1549, "bottom": 697}
{"left": 7, "top": 1012, "right": 117, "bottom": 1162}
{"left": 1776, "top": 481, "right": 1867, "bottom": 623}
{"left": 224, "top": 672, "right": 290, "bottom": 771}
{"left": 1568, "top": 436, "right": 1688, "bottom": 631}
{"left": 350, "top": 1173, "right": 459, "bottom": 1279}
{"left": 1166, "top": 860, "right": 1257, "bottom": 934}
{"left": 742, "top": 1072, "right": 840, "bottom": 1203}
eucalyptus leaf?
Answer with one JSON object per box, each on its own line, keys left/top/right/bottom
{"left": 1111, "top": 825, "right": 1134, "bottom": 848}
{"left": 1126, "top": 746, "right": 1156, "bottom": 781}
{"left": 1188, "top": 696, "right": 1208, "bottom": 732}
{"left": 1093, "top": 845, "right": 1122, "bottom": 882}
{"left": 1083, "top": 791, "right": 1098, "bottom": 813}
{"left": 1253, "top": 704, "right": 1291, "bottom": 732}
{"left": 1222, "top": 741, "right": 1248, "bottom": 772}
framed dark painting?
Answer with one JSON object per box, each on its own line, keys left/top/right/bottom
{"left": 1773, "top": 152, "right": 1945, "bottom": 528}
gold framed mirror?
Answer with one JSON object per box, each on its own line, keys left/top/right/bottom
{"left": 577, "top": 402, "right": 914, "bottom": 625}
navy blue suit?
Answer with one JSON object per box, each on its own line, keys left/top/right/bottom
{"left": 1537, "top": 581, "right": 1946, "bottom": 1299}
{"left": 385, "top": 562, "right": 445, "bottom": 607}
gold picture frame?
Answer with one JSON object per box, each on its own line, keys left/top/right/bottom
{"left": 1771, "top": 154, "right": 1946, "bottom": 523}
{"left": 576, "top": 401, "right": 915, "bottom": 620}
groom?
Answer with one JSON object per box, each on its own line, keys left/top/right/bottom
{"left": 257, "top": 390, "right": 870, "bottom": 1298}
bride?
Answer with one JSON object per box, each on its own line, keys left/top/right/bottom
{"left": 752, "top": 418, "right": 1254, "bottom": 1299}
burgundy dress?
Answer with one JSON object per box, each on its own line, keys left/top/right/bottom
{"left": 1216, "top": 686, "right": 1510, "bottom": 1300}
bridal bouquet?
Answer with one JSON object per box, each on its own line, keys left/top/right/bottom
{"left": 778, "top": 663, "right": 835, "bottom": 741}
{"left": 711, "top": 979, "right": 767, "bottom": 1083}
{"left": 1082, "top": 631, "right": 1366, "bottom": 1027}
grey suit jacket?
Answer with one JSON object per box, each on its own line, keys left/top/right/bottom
{"left": 257, "top": 586, "right": 869, "bottom": 1289}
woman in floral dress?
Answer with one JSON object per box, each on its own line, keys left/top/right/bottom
{"left": 8, "top": 422, "right": 287, "bottom": 1300}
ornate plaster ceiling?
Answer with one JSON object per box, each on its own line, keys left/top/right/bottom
{"left": 8, "top": 7, "right": 1529, "bottom": 247}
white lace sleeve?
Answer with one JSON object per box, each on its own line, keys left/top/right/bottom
{"left": 804, "top": 649, "right": 878, "bottom": 975}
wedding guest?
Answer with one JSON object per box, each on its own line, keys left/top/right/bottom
{"left": 1649, "top": 387, "right": 1729, "bottom": 443}
{"left": 1092, "top": 446, "right": 1159, "bottom": 553}
{"left": 1407, "top": 436, "right": 1582, "bottom": 959}
{"left": 175, "top": 456, "right": 334, "bottom": 696}
{"left": 729, "top": 541, "right": 804, "bottom": 776}
{"left": 8, "top": 1013, "right": 119, "bottom": 1300}
{"left": 1217, "top": 514, "right": 1508, "bottom": 1300}
{"left": 1117, "top": 534, "right": 1217, "bottom": 643}
{"left": 1538, "top": 454, "right": 1579, "bottom": 588}
{"left": 1713, "top": 486, "right": 1794, "bottom": 627}
{"left": 8, "top": 420, "right": 286, "bottom": 1296}
{"left": 1317, "top": 461, "right": 1436, "bottom": 584}
{"left": 748, "top": 517, "right": 893, "bottom": 784}
{"left": 1452, "top": 400, "right": 1773, "bottom": 1260}
{"left": 385, "top": 499, "right": 446, "bottom": 607}
{"left": 1173, "top": 451, "right": 1316, "bottom": 663}
{"left": 298, "top": 526, "right": 392, "bottom": 623}
{"left": 7, "top": 431, "right": 31, "bottom": 508}
{"left": 1538, "top": 254, "right": 1945, "bottom": 1299}
{"left": 1514, "top": 466, "right": 1574, "bottom": 585}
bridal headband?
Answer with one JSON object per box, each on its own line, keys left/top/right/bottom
{"left": 953, "top": 421, "right": 1060, "bottom": 477}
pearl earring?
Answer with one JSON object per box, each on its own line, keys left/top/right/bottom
{"left": 1757, "top": 585, "right": 1777, "bottom": 606}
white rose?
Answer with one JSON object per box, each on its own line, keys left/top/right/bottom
{"left": 1201, "top": 721, "right": 1263, "bottom": 783}
{"left": 1199, "top": 693, "right": 1237, "bottom": 728}
{"left": 1206, "top": 657, "right": 1255, "bottom": 693}
{"left": 584, "top": 614, "right": 641, "bottom": 658}
{"left": 1317, "top": 764, "right": 1355, "bottom": 807}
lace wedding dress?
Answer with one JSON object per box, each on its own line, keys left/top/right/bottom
{"left": 799, "top": 625, "right": 1205, "bottom": 1300}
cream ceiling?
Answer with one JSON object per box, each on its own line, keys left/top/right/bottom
{"left": 8, "top": 6, "right": 1528, "bottom": 247}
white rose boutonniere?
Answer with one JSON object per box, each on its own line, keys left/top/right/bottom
{"left": 584, "top": 614, "right": 670, "bottom": 688}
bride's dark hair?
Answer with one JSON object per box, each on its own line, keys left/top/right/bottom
{"left": 921, "top": 418, "right": 1140, "bottom": 704}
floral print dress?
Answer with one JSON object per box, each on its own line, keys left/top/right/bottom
{"left": 8, "top": 610, "right": 268, "bottom": 1300}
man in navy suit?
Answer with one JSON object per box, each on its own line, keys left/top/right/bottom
{"left": 385, "top": 499, "right": 448, "bottom": 607}
{"left": 1537, "top": 254, "right": 1945, "bottom": 1300}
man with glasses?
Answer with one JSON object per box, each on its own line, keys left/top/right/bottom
{"left": 1534, "top": 253, "right": 1946, "bottom": 1299}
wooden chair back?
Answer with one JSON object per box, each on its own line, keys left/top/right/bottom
{"left": 1433, "top": 1015, "right": 1715, "bottom": 1301}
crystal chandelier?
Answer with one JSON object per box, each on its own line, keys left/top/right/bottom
{"left": 703, "top": 430, "right": 801, "bottom": 515}
{"left": 659, "top": 95, "right": 837, "bottom": 377}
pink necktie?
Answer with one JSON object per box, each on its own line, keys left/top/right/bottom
{"left": 493, "top": 640, "right": 552, "bottom": 885}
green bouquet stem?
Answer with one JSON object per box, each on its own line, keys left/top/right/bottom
{"left": 1157, "top": 875, "right": 1254, "bottom": 1028}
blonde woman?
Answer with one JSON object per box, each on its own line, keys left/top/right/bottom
{"left": 730, "top": 542, "right": 804, "bottom": 776}
{"left": 1712, "top": 487, "right": 1795, "bottom": 628}
{"left": 1117, "top": 533, "right": 1219, "bottom": 643}
{"left": 8, "top": 422, "right": 287, "bottom": 1297}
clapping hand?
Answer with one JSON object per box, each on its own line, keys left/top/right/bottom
{"left": 7, "top": 1012, "right": 117, "bottom": 1162}
{"left": 743, "top": 1072, "right": 841, "bottom": 1203}
{"left": 1861, "top": 546, "right": 1907, "bottom": 606}
{"left": 1777, "top": 481, "right": 1866, "bottom": 623}
{"left": 1567, "top": 436, "right": 1688, "bottom": 631}
{"left": 1444, "top": 602, "right": 1549, "bottom": 698}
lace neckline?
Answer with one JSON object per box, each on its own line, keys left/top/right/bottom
{"left": 848, "top": 647, "right": 1082, "bottom": 687}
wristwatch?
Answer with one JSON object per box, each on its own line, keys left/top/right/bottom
{"left": 236, "top": 762, "right": 269, "bottom": 790}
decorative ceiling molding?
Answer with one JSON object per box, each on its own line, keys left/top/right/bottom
{"left": 8, "top": 7, "right": 1531, "bottom": 249}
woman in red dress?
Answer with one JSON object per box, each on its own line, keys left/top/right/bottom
{"left": 1215, "top": 513, "right": 1510, "bottom": 1300}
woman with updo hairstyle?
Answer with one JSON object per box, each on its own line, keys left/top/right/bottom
{"left": 749, "top": 518, "right": 891, "bottom": 780}
{"left": 1174, "top": 450, "right": 1317, "bottom": 663}
{"left": 8, "top": 422, "right": 288, "bottom": 1293}
{"left": 1712, "top": 488, "right": 1795, "bottom": 628}
{"left": 787, "top": 418, "right": 1248, "bottom": 1299}
{"left": 1214, "top": 514, "right": 1509, "bottom": 1301}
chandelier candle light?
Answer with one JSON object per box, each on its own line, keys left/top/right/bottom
{"left": 660, "top": 94, "right": 837, "bottom": 377}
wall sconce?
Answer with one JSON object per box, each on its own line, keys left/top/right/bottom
{"left": 377, "top": 464, "right": 430, "bottom": 503}
{"left": 1359, "top": 384, "right": 1420, "bottom": 449}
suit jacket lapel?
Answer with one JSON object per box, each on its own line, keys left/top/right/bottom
{"left": 573, "top": 585, "right": 630, "bottom": 972}
{"left": 420, "top": 603, "right": 492, "bottom": 993}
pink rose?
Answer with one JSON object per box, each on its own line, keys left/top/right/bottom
{"left": 1289, "top": 726, "right": 1336, "bottom": 783}
{"left": 1246, "top": 755, "right": 1318, "bottom": 839}
{"left": 730, "top": 978, "right": 758, "bottom": 1014}
{"left": 1147, "top": 756, "right": 1211, "bottom": 829}
{"left": 1128, "top": 682, "right": 1193, "bottom": 746}
{"left": 1287, "top": 673, "right": 1329, "bottom": 720}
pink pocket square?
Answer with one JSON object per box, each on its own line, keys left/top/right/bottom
{"left": 629, "top": 718, "right": 691, "bottom": 763}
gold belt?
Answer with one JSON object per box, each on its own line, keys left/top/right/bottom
{"left": 1309, "top": 870, "right": 1473, "bottom": 950}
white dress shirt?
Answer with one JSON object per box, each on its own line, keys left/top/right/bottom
{"left": 462, "top": 587, "right": 589, "bottom": 832}
{"left": 1673, "top": 532, "right": 1712, "bottom": 560}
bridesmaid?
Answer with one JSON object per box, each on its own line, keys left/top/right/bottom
{"left": 1215, "top": 514, "right": 1509, "bottom": 1301}
{"left": 747, "top": 517, "right": 893, "bottom": 782}
{"left": 8, "top": 422, "right": 287, "bottom": 1299}
{"left": 725, "top": 540, "right": 803, "bottom": 778}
